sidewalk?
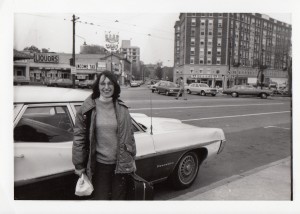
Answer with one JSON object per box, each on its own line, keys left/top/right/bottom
{"left": 172, "top": 157, "right": 291, "bottom": 200}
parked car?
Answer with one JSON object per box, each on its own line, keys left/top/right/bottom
{"left": 277, "top": 85, "right": 289, "bottom": 95}
{"left": 14, "top": 86, "right": 226, "bottom": 200}
{"left": 78, "top": 79, "right": 94, "bottom": 89}
{"left": 130, "top": 81, "right": 140, "bottom": 87}
{"left": 46, "top": 78, "right": 73, "bottom": 88}
{"left": 155, "top": 81, "right": 182, "bottom": 96}
{"left": 186, "top": 83, "right": 217, "bottom": 96}
{"left": 149, "top": 81, "right": 161, "bottom": 93}
{"left": 13, "top": 76, "right": 30, "bottom": 85}
{"left": 222, "top": 85, "right": 273, "bottom": 99}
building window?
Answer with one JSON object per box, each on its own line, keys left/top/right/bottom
{"left": 207, "top": 48, "right": 212, "bottom": 55}
{"left": 216, "top": 57, "right": 221, "bottom": 65}
{"left": 191, "top": 27, "right": 196, "bottom": 37}
{"left": 191, "top": 18, "right": 196, "bottom": 26}
{"left": 199, "top": 58, "right": 204, "bottom": 64}
{"left": 201, "top": 19, "right": 205, "bottom": 26}
{"left": 218, "top": 29, "right": 222, "bottom": 36}
{"left": 218, "top": 13, "right": 223, "bottom": 17}
{"left": 217, "top": 38, "right": 222, "bottom": 46}
{"left": 208, "top": 39, "right": 212, "bottom": 46}
{"left": 190, "top": 47, "right": 195, "bottom": 55}
{"left": 207, "top": 58, "right": 212, "bottom": 64}
{"left": 208, "top": 19, "right": 213, "bottom": 26}
{"left": 191, "top": 37, "right": 195, "bottom": 46}
{"left": 199, "top": 48, "right": 204, "bottom": 56}
{"left": 217, "top": 48, "right": 221, "bottom": 55}
{"left": 208, "top": 31, "right": 213, "bottom": 36}
{"left": 200, "top": 39, "right": 204, "bottom": 46}
{"left": 209, "top": 13, "right": 213, "bottom": 17}
{"left": 200, "top": 31, "right": 205, "bottom": 36}
{"left": 218, "top": 19, "right": 222, "bottom": 27}
{"left": 190, "top": 56, "right": 195, "bottom": 64}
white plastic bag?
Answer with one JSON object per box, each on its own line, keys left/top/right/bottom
{"left": 75, "top": 173, "right": 94, "bottom": 196}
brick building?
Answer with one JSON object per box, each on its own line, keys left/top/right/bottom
{"left": 174, "top": 13, "right": 292, "bottom": 88}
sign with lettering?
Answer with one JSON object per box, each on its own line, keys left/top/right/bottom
{"left": 76, "top": 64, "right": 96, "bottom": 70}
{"left": 71, "top": 66, "right": 76, "bottom": 74}
{"left": 97, "top": 61, "right": 107, "bottom": 71}
{"left": 104, "top": 31, "right": 119, "bottom": 52}
{"left": 34, "top": 53, "right": 59, "bottom": 63}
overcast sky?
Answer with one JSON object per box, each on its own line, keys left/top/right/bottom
{"left": 14, "top": 12, "right": 291, "bottom": 67}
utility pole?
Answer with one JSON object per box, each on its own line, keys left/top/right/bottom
{"left": 259, "top": 48, "right": 265, "bottom": 89}
{"left": 72, "top": 14, "right": 79, "bottom": 88}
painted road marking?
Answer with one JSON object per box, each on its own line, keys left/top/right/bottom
{"left": 181, "top": 111, "right": 290, "bottom": 122}
{"left": 130, "top": 103, "right": 285, "bottom": 111}
{"left": 264, "top": 126, "right": 290, "bottom": 130}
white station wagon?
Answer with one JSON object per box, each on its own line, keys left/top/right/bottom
{"left": 186, "top": 83, "right": 218, "bottom": 96}
{"left": 14, "top": 86, "right": 226, "bottom": 200}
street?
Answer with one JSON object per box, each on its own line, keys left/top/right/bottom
{"left": 120, "top": 86, "right": 292, "bottom": 200}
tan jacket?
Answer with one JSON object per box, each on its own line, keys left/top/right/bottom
{"left": 72, "top": 95, "right": 136, "bottom": 181}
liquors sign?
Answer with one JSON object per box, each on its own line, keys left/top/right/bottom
{"left": 104, "top": 32, "right": 119, "bottom": 52}
{"left": 34, "top": 53, "right": 59, "bottom": 63}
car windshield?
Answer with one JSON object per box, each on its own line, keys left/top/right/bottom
{"left": 167, "top": 82, "right": 177, "bottom": 87}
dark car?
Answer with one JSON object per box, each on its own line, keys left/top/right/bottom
{"left": 155, "top": 81, "right": 181, "bottom": 96}
{"left": 46, "top": 78, "right": 73, "bottom": 88}
{"left": 78, "top": 80, "right": 94, "bottom": 89}
{"left": 14, "top": 86, "right": 226, "bottom": 200}
{"left": 222, "top": 85, "right": 273, "bottom": 99}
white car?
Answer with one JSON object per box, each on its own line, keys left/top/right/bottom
{"left": 130, "top": 81, "right": 140, "bottom": 87}
{"left": 14, "top": 86, "right": 226, "bottom": 199}
{"left": 186, "top": 83, "right": 218, "bottom": 96}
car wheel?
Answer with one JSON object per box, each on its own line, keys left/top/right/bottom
{"left": 201, "top": 91, "right": 206, "bottom": 96}
{"left": 211, "top": 94, "right": 216, "bottom": 97}
{"left": 170, "top": 151, "right": 199, "bottom": 189}
{"left": 166, "top": 91, "right": 170, "bottom": 96}
{"left": 187, "top": 89, "right": 191, "bottom": 94}
{"left": 231, "top": 92, "right": 238, "bottom": 97}
{"left": 260, "top": 93, "right": 267, "bottom": 99}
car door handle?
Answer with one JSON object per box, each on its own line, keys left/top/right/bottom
{"left": 14, "top": 154, "right": 25, "bottom": 158}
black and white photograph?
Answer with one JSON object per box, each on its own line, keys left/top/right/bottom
{"left": 0, "top": 0, "right": 299, "bottom": 213}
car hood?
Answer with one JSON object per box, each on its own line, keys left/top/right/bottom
{"left": 132, "top": 114, "right": 225, "bottom": 142}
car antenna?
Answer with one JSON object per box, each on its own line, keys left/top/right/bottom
{"left": 150, "top": 88, "right": 153, "bottom": 135}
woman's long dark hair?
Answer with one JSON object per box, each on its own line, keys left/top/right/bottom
{"left": 91, "top": 71, "right": 121, "bottom": 101}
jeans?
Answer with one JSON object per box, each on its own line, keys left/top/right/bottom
{"left": 176, "top": 88, "right": 186, "bottom": 99}
{"left": 93, "top": 162, "right": 129, "bottom": 200}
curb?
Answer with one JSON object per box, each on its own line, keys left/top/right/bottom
{"left": 171, "top": 157, "right": 291, "bottom": 200}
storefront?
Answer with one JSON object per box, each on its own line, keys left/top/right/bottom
{"left": 187, "top": 74, "right": 223, "bottom": 87}
{"left": 75, "top": 63, "right": 97, "bottom": 81}
{"left": 13, "top": 51, "right": 131, "bottom": 86}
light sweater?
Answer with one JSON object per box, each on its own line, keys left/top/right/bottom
{"left": 95, "top": 97, "right": 118, "bottom": 164}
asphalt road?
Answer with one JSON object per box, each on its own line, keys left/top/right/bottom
{"left": 120, "top": 86, "right": 292, "bottom": 200}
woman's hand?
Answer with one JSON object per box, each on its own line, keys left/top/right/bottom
{"left": 75, "top": 168, "right": 86, "bottom": 177}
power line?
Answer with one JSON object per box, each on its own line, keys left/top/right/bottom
{"left": 19, "top": 13, "right": 175, "bottom": 42}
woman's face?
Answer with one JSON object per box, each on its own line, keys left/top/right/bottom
{"left": 99, "top": 75, "right": 114, "bottom": 98}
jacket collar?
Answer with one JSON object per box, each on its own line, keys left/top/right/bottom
{"left": 81, "top": 96, "right": 128, "bottom": 114}
{"left": 81, "top": 95, "right": 96, "bottom": 114}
